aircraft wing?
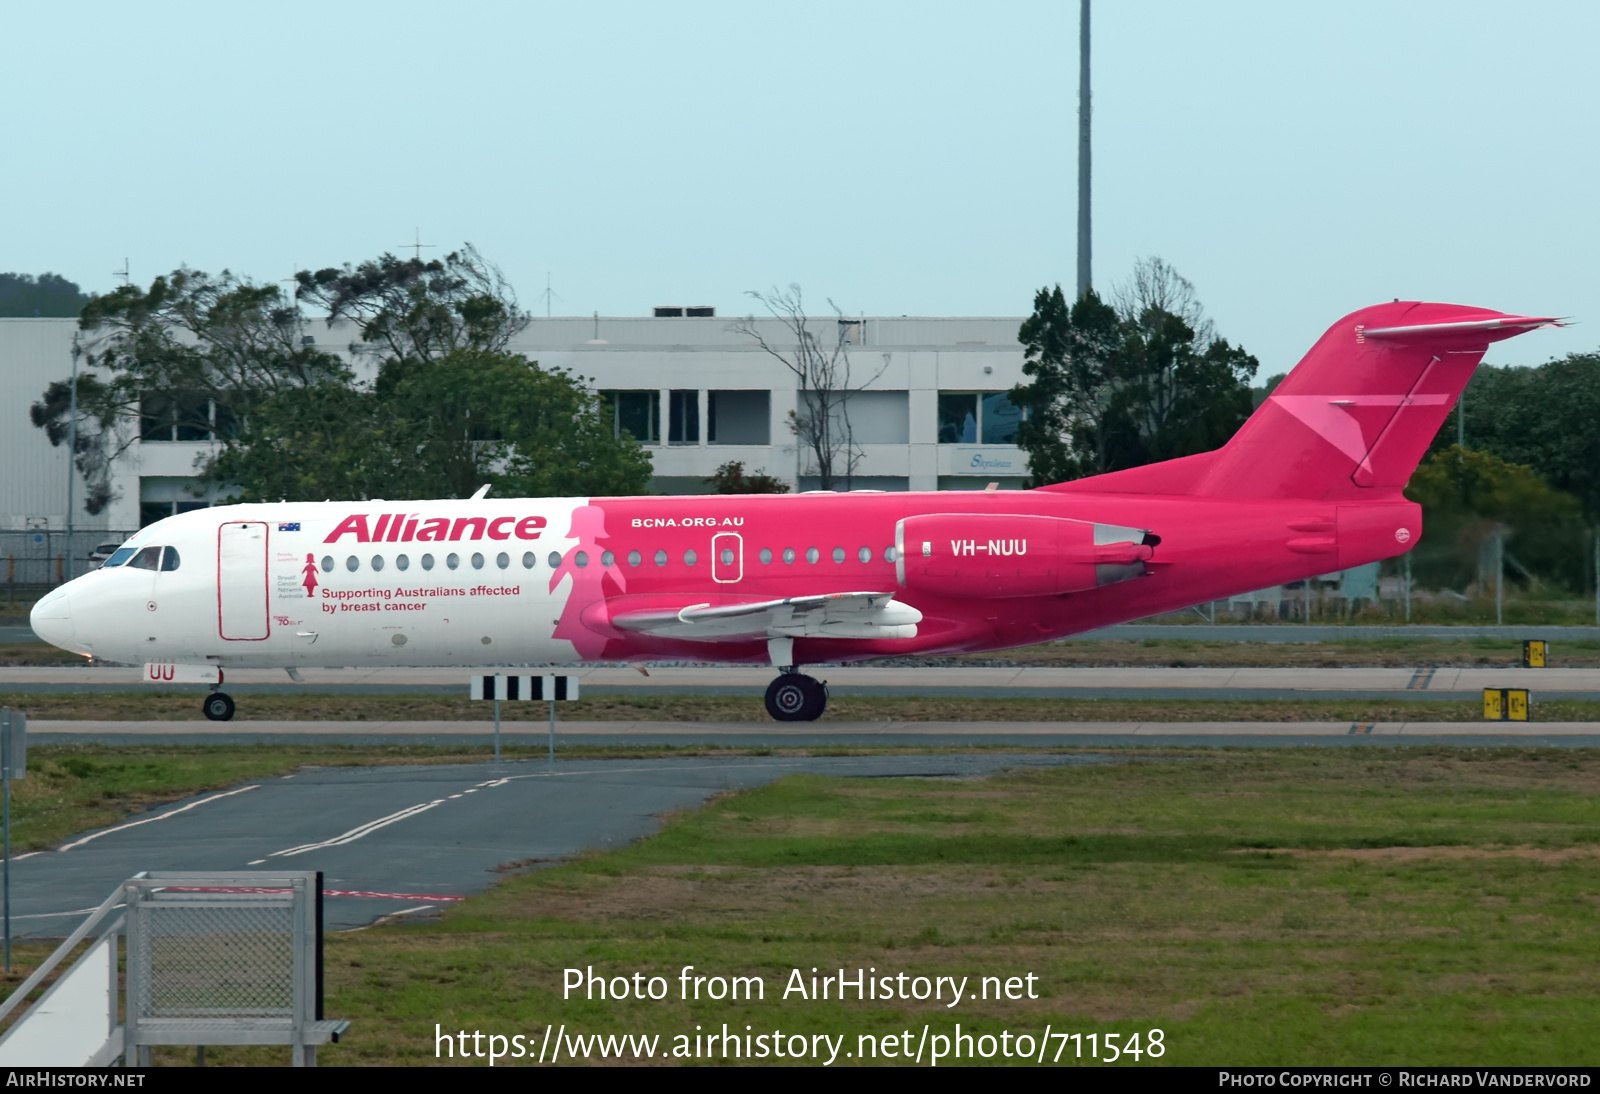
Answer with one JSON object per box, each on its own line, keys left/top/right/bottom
{"left": 607, "top": 590, "right": 921, "bottom": 642}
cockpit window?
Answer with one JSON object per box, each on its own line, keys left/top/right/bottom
{"left": 160, "top": 547, "right": 181, "bottom": 572}
{"left": 104, "top": 547, "right": 137, "bottom": 568}
{"left": 127, "top": 547, "right": 163, "bottom": 570}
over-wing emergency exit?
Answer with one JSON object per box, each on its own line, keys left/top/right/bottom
{"left": 30, "top": 302, "right": 1558, "bottom": 721}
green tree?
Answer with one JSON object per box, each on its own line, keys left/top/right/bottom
{"left": 376, "top": 350, "right": 653, "bottom": 499}
{"left": 1405, "top": 445, "right": 1588, "bottom": 591}
{"left": 1101, "top": 308, "right": 1257, "bottom": 468}
{"left": 1010, "top": 285, "right": 1121, "bottom": 485}
{"left": 204, "top": 383, "right": 403, "bottom": 503}
{"left": 706, "top": 461, "right": 790, "bottom": 494}
{"left": 29, "top": 268, "right": 346, "bottom": 513}
{"left": 294, "top": 245, "right": 528, "bottom": 362}
{"left": 211, "top": 350, "right": 652, "bottom": 502}
{"left": 0, "top": 272, "right": 91, "bottom": 317}
{"left": 34, "top": 253, "right": 655, "bottom": 510}
{"left": 1431, "top": 354, "right": 1600, "bottom": 520}
{"left": 1010, "top": 259, "right": 1256, "bottom": 486}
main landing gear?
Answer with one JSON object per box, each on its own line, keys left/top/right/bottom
{"left": 764, "top": 672, "right": 827, "bottom": 722}
{"left": 202, "top": 691, "right": 236, "bottom": 722}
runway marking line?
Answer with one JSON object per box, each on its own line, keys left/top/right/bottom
{"left": 270, "top": 799, "right": 447, "bottom": 857}
{"left": 164, "top": 886, "right": 463, "bottom": 902}
{"left": 58, "top": 784, "right": 261, "bottom": 851}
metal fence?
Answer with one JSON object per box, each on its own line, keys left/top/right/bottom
{"left": 0, "top": 529, "right": 137, "bottom": 598}
{"left": 0, "top": 871, "right": 346, "bottom": 1067}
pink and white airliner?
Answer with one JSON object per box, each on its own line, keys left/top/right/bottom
{"left": 30, "top": 302, "right": 1556, "bottom": 722}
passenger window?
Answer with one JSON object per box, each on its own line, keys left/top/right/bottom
{"left": 782, "top": 548, "right": 796, "bottom": 565}
{"left": 471, "top": 552, "right": 485, "bottom": 569}
{"left": 396, "top": 554, "right": 410, "bottom": 571}
{"left": 601, "top": 550, "right": 615, "bottom": 567}
{"left": 832, "top": 547, "right": 846, "bottom": 563}
{"left": 548, "top": 551, "right": 562, "bottom": 568}
{"left": 128, "top": 546, "right": 162, "bottom": 570}
{"left": 628, "top": 550, "right": 642, "bottom": 567}
{"left": 160, "top": 547, "right": 181, "bottom": 571}
{"left": 857, "top": 547, "right": 872, "bottom": 563}
{"left": 105, "top": 547, "right": 137, "bottom": 568}
{"left": 371, "top": 555, "right": 385, "bottom": 572}
{"left": 885, "top": 546, "right": 898, "bottom": 562}
{"left": 447, "top": 553, "right": 461, "bottom": 570}
{"left": 321, "top": 555, "right": 334, "bottom": 573}
{"left": 422, "top": 553, "right": 435, "bottom": 571}
{"left": 759, "top": 548, "right": 772, "bottom": 564}
{"left": 496, "top": 552, "right": 510, "bottom": 569}
{"left": 346, "top": 556, "right": 359, "bottom": 572}
{"left": 522, "top": 551, "right": 537, "bottom": 569}
{"left": 653, "top": 549, "right": 668, "bottom": 567}
{"left": 805, "top": 547, "right": 819, "bottom": 564}
{"left": 575, "top": 551, "right": 589, "bottom": 568}
{"left": 683, "top": 549, "right": 697, "bottom": 566}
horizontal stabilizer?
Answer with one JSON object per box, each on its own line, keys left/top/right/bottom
{"left": 1361, "top": 315, "right": 1562, "bottom": 344}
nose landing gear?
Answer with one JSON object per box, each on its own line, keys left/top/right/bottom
{"left": 764, "top": 672, "right": 827, "bottom": 722}
{"left": 202, "top": 691, "right": 236, "bottom": 722}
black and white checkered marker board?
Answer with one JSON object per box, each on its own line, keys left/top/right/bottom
{"left": 470, "top": 674, "right": 580, "bottom": 701}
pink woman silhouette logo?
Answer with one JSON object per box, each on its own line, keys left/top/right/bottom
{"left": 301, "top": 553, "right": 320, "bottom": 598}
{"left": 550, "top": 505, "right": 624, "bottom": 659}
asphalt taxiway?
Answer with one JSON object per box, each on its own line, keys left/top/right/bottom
{"left": 27, "top": 717, "right": 1600, "bottom": 749}
{"left": 3, "top": 753, "right": 1105, "bottom": 937}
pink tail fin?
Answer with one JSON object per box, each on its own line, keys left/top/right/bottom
{"left": 1186, "top": 302, "right": 1558, "bottom": 501}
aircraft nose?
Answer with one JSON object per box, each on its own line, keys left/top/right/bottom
{"left": 30, "top": 585, "right": 76, "bottom": 646}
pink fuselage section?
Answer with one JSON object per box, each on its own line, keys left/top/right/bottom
{"left": 573, "top": 490, "right": 1417, "bottom": 666}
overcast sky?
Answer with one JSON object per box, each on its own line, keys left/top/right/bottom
{"left": 4, "top": 1, "right": 1595, "bottom": 372}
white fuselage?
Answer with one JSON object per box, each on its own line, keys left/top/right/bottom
{"left": 31, "top": 500, "right": 595, "bottom": 669}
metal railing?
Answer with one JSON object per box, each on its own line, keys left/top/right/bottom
{"left": 0, "top": 871, "right": 348, "bottom": 1067}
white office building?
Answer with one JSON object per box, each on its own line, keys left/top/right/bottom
{"left": 0, "top": 310, "right": 1030, "bottom": 538}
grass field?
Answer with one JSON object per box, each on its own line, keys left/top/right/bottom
{"left": 6, "top": 745, "right": 1577, "bottom": 1067}
{"left": 320, "top": 747, "right": 1600, "bottom": 1067}
{"left": 7, "top": 690, "right": 1600, "bottom": 725}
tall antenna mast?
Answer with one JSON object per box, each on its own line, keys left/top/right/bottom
{"left": 1076, "top": 0, "right": 1092, "bottom": 300}
{"left": 536, "top": 272, "right": 562, "bottom": 318}
{"left": 112, "top": 259, "right": 130, "bottom": 286}
{"left": 400, "top": 228, "right": 434, "bottom": 261}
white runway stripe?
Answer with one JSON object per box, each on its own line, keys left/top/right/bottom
{"left": 59, "top": 785, "right": 260, "bottom": 851}
{"left": 269, "top": 799, "right": 447, "bottom": 857}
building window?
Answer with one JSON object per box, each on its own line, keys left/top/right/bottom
{"left": 139, "top": 477, "right": 215, "bottom": 526}
{"left": 601, "top": 390, "right": 660, "bottom": 443}
{"left": 938, "top": 392, "right": 1020, "bottom": 444}
{"left": 140, "top": 393, "right": 232, "bottom": 442}
{"left": 800, "top": 390, "right": 908, "bottom": 445}
{"left": 668, "top": 390, "right": 699, "bottom": 444}
{"left": 708, "top": 390, "right": 770, "bottom": 445}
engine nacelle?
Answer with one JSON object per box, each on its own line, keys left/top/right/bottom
{"left": 895, "top": 513, "right": 1156, "bottom": 598}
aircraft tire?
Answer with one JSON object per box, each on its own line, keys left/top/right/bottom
{"left": 203, "top": 692, "right": 236, "bottom": 722}
{"left": 765, "top": 674, "right": 826, "bottom": 722}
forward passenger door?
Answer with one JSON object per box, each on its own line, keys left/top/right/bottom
{"left": 217, "top": 522, "right": 270, "bottom": 640}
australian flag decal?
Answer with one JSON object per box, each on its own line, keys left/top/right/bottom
{"left": 277, "top": 522, "right": 301, "bottom": 532}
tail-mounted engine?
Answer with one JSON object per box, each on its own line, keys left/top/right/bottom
{"left": 894, "top": 513, "right": 1158, "bottom": 599}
